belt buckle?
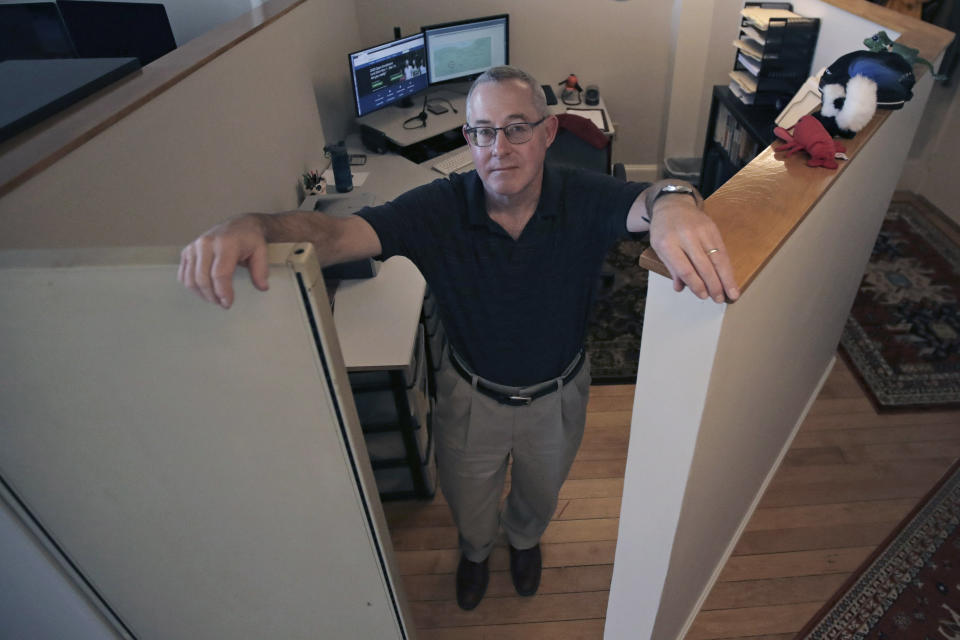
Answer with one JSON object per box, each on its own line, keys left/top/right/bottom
{"left": 509, "top": 395, "right": 532, "bottom": 406}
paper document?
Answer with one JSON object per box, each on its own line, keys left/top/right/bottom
{"left": 740, "top": 25, "right": 766, "bottom": 45}
{"left": 729, "top": 70, "right": 758, "bottom": 94}
{"left": 736, "top": 52, "right": 761, "bottom": 76}
{"left": 740, "top": 7, "right": 801, "bottom": 30}
{"left": 728, "top": 81, "right": 755, "bottom": 105}
{"left": 733, "top": 38, "right": 763, "bottom": 60}
{"left": 565, "top": 108, "right": 608, "bottom": 132}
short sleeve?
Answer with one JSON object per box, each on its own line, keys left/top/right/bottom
{"left": 355, "top": 176, "right": 459, "bottom": 264}
{"left": 565, "top": 169, "right": 647, "bottom": 242}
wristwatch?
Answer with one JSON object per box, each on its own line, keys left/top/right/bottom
{"left": 644, "top": 182, "right": 702, "bottom": 222}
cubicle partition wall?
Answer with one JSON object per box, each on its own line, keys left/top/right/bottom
{"left": 0, "top": 244, "right": 413, "bottom": 638}
{"left": 0, "top": 0, "right": 417, "bottom": 636}
{"left": 606, "top": 2, "right": 953, "bottom": 639}
{"left": 0, "top": 0, "right": 360, "bottom": 248}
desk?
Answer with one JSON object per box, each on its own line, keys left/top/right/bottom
{"left": 357, "top": 81, "right": 616, "bottom": 173}
{"left": 306, "top": 141, "right": 437, "bottom": 500}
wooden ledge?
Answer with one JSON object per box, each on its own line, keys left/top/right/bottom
{"left": 0, "top": 0, "right": 307, "bottom": 199}
{"left": 639, "top": 0, "right": 954, "bottom": 294}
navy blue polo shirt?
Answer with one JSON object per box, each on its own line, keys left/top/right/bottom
{"left": 357, "top": 165, "right": 645, "bottom": 386}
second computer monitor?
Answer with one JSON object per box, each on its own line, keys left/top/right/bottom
{"left": 349, "top": 33, "right": 429, "bottom": 118}
{"left": 422, "top": 14, "right": 508, "bottom": 85}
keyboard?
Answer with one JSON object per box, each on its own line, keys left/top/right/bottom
{"left": 431, "top": 148, "right": 474, "bottom": 175}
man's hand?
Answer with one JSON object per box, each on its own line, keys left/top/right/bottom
{"left": 647, "top": 195, "right": 740, "bottom": 302}
{"left": 178, "top": 214, "right": 269, "bottom": 309}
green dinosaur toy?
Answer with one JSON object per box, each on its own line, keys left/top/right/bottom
{"left": 864, "top": 31, "right": 946, "bottom": 80}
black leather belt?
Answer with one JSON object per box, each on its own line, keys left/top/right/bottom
{"left": 449, "top": 350, "right": 586, "bottom": 407}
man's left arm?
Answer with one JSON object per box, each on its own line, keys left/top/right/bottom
{"left": 626, "top": 180, "right": 740, "bottom": 303}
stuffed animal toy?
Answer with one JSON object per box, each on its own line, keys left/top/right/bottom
{"left": 773, "top": 114, "right": 847, "bottom": 170}
{"left": 864, "top": 31, "right": 945, "bottom": 81}
{"left": 815, "top": 50, "right": 915, "bottom": 138}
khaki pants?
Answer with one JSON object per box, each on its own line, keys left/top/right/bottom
{"left": 433, "top": 353, "right": 591, "bottom": 562}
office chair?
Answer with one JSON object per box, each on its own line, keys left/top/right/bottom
{"left": 546, "top": 114, "right": 612, "bottom": 174}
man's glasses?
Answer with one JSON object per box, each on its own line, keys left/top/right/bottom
{"left": 463, "top": 117, "right": 547, "bottom": 147}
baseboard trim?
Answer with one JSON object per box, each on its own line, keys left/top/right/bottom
{"left": 622, "top": 164, "right": 659, "bottom": 183}
{"left": 675, "top": 355, "right": 838, "bottom": 640}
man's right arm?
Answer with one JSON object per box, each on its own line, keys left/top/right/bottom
{"left": 178, "top": 211, "right": 382, "bottom": 309}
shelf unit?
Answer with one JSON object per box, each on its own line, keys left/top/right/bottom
{"left": 699, "top": 85, "right": 779, "bottom": 198}
{"left": 730, "top": 3, "right": 820, "bottom": 108}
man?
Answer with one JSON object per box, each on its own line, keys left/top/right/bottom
{"left": 180, "top": 66, "right": 739, "bottom": 611}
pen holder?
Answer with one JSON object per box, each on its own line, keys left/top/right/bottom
{"left": 324, "top": 141, "right": 353, "bottom": 193}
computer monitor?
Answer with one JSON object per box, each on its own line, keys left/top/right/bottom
{"left": 349, "top": 33, "right": 429, "bottom": 118}
{"left": 57, "top": 1, "right": 177, "bottom": 67}
{"left": 0, "top": 2, "right": 76, "bottom": 61}
{"left": 422, "top": 14, "right": 508, "bottom": 85}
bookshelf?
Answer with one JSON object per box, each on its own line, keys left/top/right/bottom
{"left": 700, "top": 3, "right": 820, "bottom": 197}
{"left": 699, "top": 85, "right": 779, "bottom": 198}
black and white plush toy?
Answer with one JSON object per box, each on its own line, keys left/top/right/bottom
{"left": 816, "top": 51, "right": 916, "bottom": 138}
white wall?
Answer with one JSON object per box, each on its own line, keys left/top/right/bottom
{"left": 663, "top": 0, "right": 744, "bottom": 163}
{"left": 898, "top": 78, "right": 960, "bottom": 224}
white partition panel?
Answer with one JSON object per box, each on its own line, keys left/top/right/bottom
{"left": 0, "top": 245, "right": 412, "bottom": 639}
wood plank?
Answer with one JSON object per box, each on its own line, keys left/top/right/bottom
{"left": 792, "top": 423, "right": 960, "bottom": 448}
{"left": 805, "top": 396, "right": 874, "bottom": 416}
{"left": 841, "top": 441, "right": 960, "bottom": 462}
{"left": 557, "top": 497, "right": 622, "bottom": 520}
{"left": 584, "top": 410, "right": 633, "bottom": 429}
{"left": 586, "top": 394, "right": 634, "bottom": 413}
{"left": 745, "top": 499, "right": 915, "bottom": 531}
{"left": 402, "top": 564, "right": 613, "bottom": 602}
{"left": 717, "top": 547, "right": 873, "bottom": 582}
{"left": 758, "top": 468, "right": 948, "bottom": 507}
{"left": 566, "top": 459, "right": 627, "bottom": 480}
{"left": 701, "top": 573, "right": 849, "bottom": 610}
{"left": 396, "top": 541, "right": 617, "bottom": 576}
{"left": 391, "top": 519, "right": 619, "bottom": 552}
{"left": 558, "top": 478, "right": 624, "bottom": 500}
{"left": 732, "top": 521, "right": 902, "bottom": 555}
{"left": 766, "top": 459, "right": 955, "bottom": 486}
{"left": 685, "top": 602, "right": 823, "bottom": 640}
{"left": 411, "top": 591, "right": 608, "bottom": 628}
{"left": 416, "top": 619, "right": 605, "bottom": 640}
{"left": 800, "top": 409, "right": 960, "bottom": 431}
{"left": 781, "top": 446, "right": 846, "bottom": 466}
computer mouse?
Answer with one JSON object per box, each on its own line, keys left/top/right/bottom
{"left": 585, "top": 85, "right": 600, "bottom": 105}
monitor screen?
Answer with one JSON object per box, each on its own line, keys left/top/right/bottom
{"left": 422, "top": 14, "right": 508, "bottom": 85}
{"left": 349, "top": 33, "right": 429, "bottom": 118}
{"left": 57, "top": 1, "right": 176, "bottom": 67}
{"left": 0, "top": 3, "right": 76, "bottom": 61}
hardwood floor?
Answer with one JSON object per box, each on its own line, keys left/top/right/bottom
{"left": 383, "top": 357, "right": 960, "bottom": 639}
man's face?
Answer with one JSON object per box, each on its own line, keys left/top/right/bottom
{"left": 464, "top": 79, "right": 558, "bottom": 199}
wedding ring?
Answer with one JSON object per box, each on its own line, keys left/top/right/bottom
{"left": 707, "top": 248, "right": 720, "bottom": 255}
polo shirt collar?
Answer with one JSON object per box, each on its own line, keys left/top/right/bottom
{"left": 464, "top": 165, "right": 562, "bottom": 228}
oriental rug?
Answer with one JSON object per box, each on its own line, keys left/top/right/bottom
{"left": 796, "top": 458, "right": 960, "bottom": 640}
{"left": 585, "top": 238, "right": 649, "bottom": 383}
{"left": 840, "top": 192, "right": 960, "bottom": 410}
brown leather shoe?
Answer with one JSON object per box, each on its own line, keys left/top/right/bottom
{"left": 456, "top": 555, "right": 489, "bottom": 610}
{"left": 509, "top": 544, "right": 541, "bottom": 596}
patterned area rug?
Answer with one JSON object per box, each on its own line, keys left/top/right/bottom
{"left": 796, "top": 458, "right": 960, "bottom": 640}
{"left": 585, "top": 238, "right": 649, "bottom": 383}
{"left": 840, "top": 193, "right": 960, "bottom": 410}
